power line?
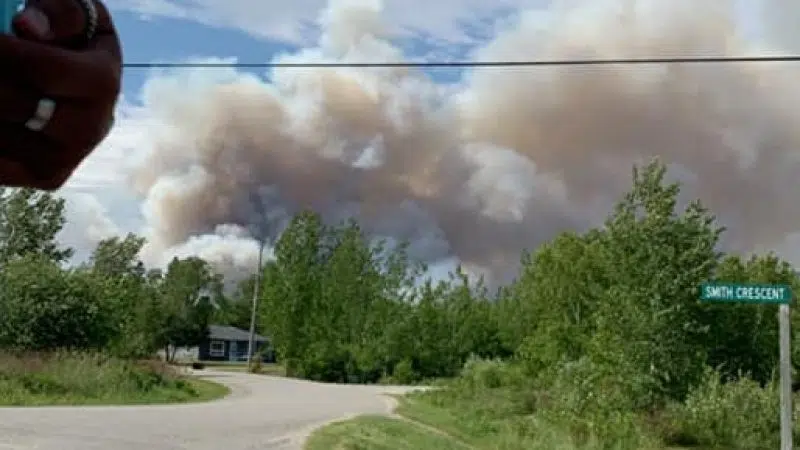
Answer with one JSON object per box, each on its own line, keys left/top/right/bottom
{"left": 122, "top": 55, "right": 800, "bottom": 69}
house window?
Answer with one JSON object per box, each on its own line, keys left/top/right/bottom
{"left": 209, "top": 340, "right": 225, "bottom": 357}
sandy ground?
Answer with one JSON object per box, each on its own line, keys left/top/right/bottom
{"left": 0, "top": 370, "right": 425, "bottom": 450}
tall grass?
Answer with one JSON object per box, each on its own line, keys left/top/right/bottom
{"left": 393, "top": 357, "right": 788, "bottom": 450}
{"left": 0, "top": 350, "right": 228, "bottom": 405}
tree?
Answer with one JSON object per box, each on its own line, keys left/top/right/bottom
{"left": 0, "top": 255, "right": 111, "bottom": 350}
{"left": 211, "top": 277, "right": 253, "bottom": 330}
{"left": 587, "top": 160, "right": 722, "bottom": 407}
{"left": 90, "top": 233, "right": 146, "bottom": 278}
{"left": 261, "top": 211, "right": 326, "bottom": 375}
{"left": 87, "top": 234, "right": 160, "bottom": 357}
{"left": 0, "top": 188, "right": 73, "bottom": 264}
{"left": 706, "top": 254, "right": 798, "bottom": 384}
{"left": 261, "top": 213, "right": 425, "bottom": 382}
{"left": 510, "top": 230, "right": 607, "bottom": 375}
{"left": 155, "top": 256, "right": 221, "bottom": 361}
{"left": 511, "top": 160, "right": 724, "bottom": 411}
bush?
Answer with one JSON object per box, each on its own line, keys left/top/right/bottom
{"left": 458, "top": 356, "right": 528, "bottom": 390}
{"left": 386, "top": 358, "right": 417, "bottom": 384}
{"left": 663, "top": 368, "right": 780, "bottom": 449}
{"left": 0, "top": 351, "right": 204, "bottom": 405}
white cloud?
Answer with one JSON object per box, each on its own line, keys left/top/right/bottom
{"left": 57, "top": 192, "right": 122, "bottom": 263}
{"left": 56, "top": 96, "right": 149, "bottom": 261}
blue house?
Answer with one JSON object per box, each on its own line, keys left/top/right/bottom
{"left": 198, "top": 325, "right": 274, "bottom": 362}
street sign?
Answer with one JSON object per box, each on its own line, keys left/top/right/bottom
{"left": 699, "top": 282, "right": 792, "bottom": 304}
{"left": 699, "top": 281, "right": 793, "bottom": 450}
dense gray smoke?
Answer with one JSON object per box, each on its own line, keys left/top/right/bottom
{"left": 128, "top": 0, "right": 800, "bottom": 285}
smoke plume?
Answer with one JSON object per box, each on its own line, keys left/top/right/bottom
{"left": 128, "top": 0, "right": 800, "bottom": 285}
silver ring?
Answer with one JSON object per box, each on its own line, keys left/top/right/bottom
{"left": 75, "top": 0, "right": 99, "bottom": 42}
{"left": 25, "top": 98, "right": 57, "bottom": 132}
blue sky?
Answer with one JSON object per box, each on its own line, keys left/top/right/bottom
{"left": 111, "top": 0, "right": 770, "bottom": 102}
{"left": 113, "top": 10, "right": 291, "bottom": 97}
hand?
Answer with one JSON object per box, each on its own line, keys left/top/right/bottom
{"left": 0, "top": 0, "right": 121, "bottom": 190}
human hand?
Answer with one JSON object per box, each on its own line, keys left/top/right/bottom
{"left": 0, "top": 0, "right": 121, "bottom": 190}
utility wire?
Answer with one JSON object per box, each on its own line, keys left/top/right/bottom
{"left": 122, "top": 55, "right": 800, "bottom": 69}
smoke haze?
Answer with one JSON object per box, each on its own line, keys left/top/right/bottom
{"left": 127, "top": 0, "right": 800, "bottom": 285}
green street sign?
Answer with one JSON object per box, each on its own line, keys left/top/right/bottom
{"left": 700, "top": 283, "right": 792, "bottom": 304}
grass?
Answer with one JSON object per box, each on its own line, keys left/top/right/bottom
{"left": 305, "top": 357, "right": 800, "bottom": 450}
{"left": 179, "top": 360, "right": 287, "bottom": 376}
{"left": 0, "top": 351, "right": 230, "bottom": 406}
{"left": 306, "top": 382, "right": 792, "bottom": 450}
{"left": 212, "top": 361, "right": 286, "bottom": 376}
{"left": 305, "top": 415, "right": 473, "bottom": 450}
{"left": 305, "top": 387, "right": 674, "bottom": 450}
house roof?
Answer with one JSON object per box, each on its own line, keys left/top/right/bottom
{"left": 209, "top": 325, "right": 268, "bottom": 342}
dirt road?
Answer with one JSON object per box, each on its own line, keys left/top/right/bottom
{"left": 0, "top": 370, "right": 424, "bottom": 449}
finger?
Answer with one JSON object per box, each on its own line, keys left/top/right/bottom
{"left": 0, "top": 157, "right": 35, "bottom": 188}
{"left": 0, "top": 123, "right": 76, "bottom": 190}
{"left": 0, "top": 34, "right": 120, "bottom": 99}
{"left": 14, "top": 0, "right": 114, "bottom": 42}
{"left": 0, "top": 85, "right": 108, "bottom": 149}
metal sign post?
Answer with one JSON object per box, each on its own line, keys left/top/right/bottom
{"left": 779, "top": 302, "right": 792, "bottom": 450}
{"left": 700, "top": 282, "right": 792, "bottom": 449}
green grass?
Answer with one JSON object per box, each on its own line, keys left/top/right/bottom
{"left": 0, "top": 351, "right": 230, "bottom": 406}
{"left": 305, "top": 415, "right": 472, "bottom": 450}
{"left": 305, "top": 385, "right": 666, "bottom": 450}
{"left": 305, "top": 357, "right": 797, "bottom": 449}
{"left": 208, "top": 362, "right": 286, "bottom": 376}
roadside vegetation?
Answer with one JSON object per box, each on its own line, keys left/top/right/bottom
{"left": 0, "top": 351, "right": 228, "bottom": 405}
{"left": 2, "top": 159, "right": 798, "bottom": 446}
{"left": 0, "top": 188, "right": 232, "bottom": 405}
{"left": 303, "top": 160, "right": 800, "bottom": 449}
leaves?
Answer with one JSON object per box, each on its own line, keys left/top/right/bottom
{"left": 0, "top": 157, "right": 794, "bottom": 408}
{"left": 0, "top": 188, "right": 73, "bottom": 264}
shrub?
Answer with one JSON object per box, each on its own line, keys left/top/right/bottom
{"left": 663, "top": 368, "right": 780, "bottom": 449}
{"left": 0, "top": 351, "right": 197, "bottom": 405}
{"left": 388, "top": 358, "right": 417, "bottom": 384}
{"left": 458, "top": 355, "right": 528, "bottom": 390}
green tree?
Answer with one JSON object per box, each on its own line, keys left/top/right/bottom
{"left": 87, "top": 234, "right": 160, "bottom": 357}
{"left": 155, "top": 256, "right": 221, "bottom": 361}
{"left": 512, "top": 160, "right": 723, "bottom": 411}
{"left": 0, "top": 255, "right": 111, "bottom": 350}
{"left": 510, "top": 230, "right": 606, "bottom": 375}
{"left": 587, "top": 160, "right": 722, "bottom": 407}
{"left": 706, "top": 254, "right": 797, "bottom": 384}
{"left": 261, "top": 211, "right": 326, "bottom": 375}
{"left": 261, "top": 213, "right": 423, "bottom": 382}
{"left": 0, "top": 188, "right": 73, "bottom": 263}
{"left": 211, "top": 277, "right": 253, "bottom": 330}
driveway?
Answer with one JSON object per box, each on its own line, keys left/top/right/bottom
{"left": 0, "top": 370, "right": 425, "bottom": 450}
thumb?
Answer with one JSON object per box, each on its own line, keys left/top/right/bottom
{"left": 12, "top": 6, "right": 52, "bottom": 41}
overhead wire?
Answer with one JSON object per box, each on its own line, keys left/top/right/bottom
{"left": 121, "top": 55, "right": 800, "bottom": 69}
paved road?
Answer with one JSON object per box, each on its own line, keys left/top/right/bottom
{"left": 0, "top": 370, "right": 425, "bottom": 450}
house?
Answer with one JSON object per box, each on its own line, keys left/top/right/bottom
{"left": 197, "top": 325, "right": 274, "bottom": 362}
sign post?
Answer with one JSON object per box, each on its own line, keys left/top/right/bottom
{"left": 700, "top": 282, "right": 793, "bottom": 450}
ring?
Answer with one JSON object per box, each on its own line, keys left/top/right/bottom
{"left": 25, "top": 98, "right": 57, "bottom": 132}
{"left": 74, "top": 0, "right": 99, "bottom": 43}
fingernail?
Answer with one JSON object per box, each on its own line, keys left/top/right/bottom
{"left": 16, "top": 7, "right": 51, "bottom": 40}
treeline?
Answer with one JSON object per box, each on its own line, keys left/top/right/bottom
{"left": 242, "top": 160, "right": 798, "bottom": 389}
{"left": 241, "top": 160, "right": 798, "bottom": 448}
{"left": 0, "top": 188, "right": 224, "bottom": 358}
{"left": 2, "top": 160, "right": 798, "bottom": 403}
